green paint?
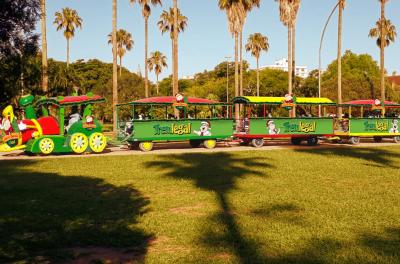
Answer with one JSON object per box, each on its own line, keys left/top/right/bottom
{"left": 121, "top": 119, "right": 234, "bottom": 142}
{"left": 247, "top": 118, "right": 334, "bottom": 135}
{"left": 335, "top": 118, "right": 400, "bottom": 135}
{"left": 83, "top": 104, "right": 93, "bottom": 118}
{"left": 19, "top": 94, "right": 37, "bottom": 119}
{"left": 59, "top": 108, "right": 65, "bottom": 135}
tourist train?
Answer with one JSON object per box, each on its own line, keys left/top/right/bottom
{"left": 0, "top": 93, "right": 399, "bottom": 154}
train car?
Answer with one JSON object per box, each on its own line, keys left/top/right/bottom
{"left": 116, "top": 94, "right": 234, "bottom": 151}
{"left": 0, "top": 94, "right": 107, "bottom": 155}
{"left": 232, "top": 95, "right": 336, "bottom": 147}
{"left": 334, "top": 99, "right": 400, "bottom": 144}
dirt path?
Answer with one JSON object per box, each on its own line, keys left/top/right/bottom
{"left": 1, "top": 139, "right": 399, "bottom": 161}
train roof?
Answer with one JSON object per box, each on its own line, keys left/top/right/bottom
{"left": 232, "top": 96, "right": 335, "bottom": 105}
{"left": 341, "top": 99, "right": 400, "bottom": 106}
{"left": 118, "top": 96, "right": 225, "bottom": 106}
{"left": 35, "top": 95, "right": 106, "bottom": 107}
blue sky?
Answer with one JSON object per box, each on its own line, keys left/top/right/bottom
{"left": 40, "top": 0, "right": 400, "bottom": 81}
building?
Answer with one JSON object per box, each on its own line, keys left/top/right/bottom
{"left": 260, "top": 58, "right": 309, "bottom": 78}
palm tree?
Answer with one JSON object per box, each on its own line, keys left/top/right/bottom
{"left": 53, "top": 7, "right": 83, "bottom": 67}
{"left": 369, "top": 0, "right": 397, "bottom": 112}
{"left": 219, "top": 0, "right": 245, "bottom": 121}
{"left": 245, "top": 33, "right": 269, "bottom": 96}
{"left": 337, "top": 0, "right": 345, "bottom": 117}
{"left": 173, "top": 0, "right": 179, "bottom": 98}
{"left": 239, "top": 0, "right": 260, "bottom": 97}
{"left": 369, "top": 18, "right": 397, "bottom": 98}
{"left": 108, "top": 29, "right": 134, "bottom": 76}
{"left": 276, "top": 0, "right": 300, "bottom": 117}
{"left": 112, "top": 0, "right": 118, "bottom": 134}
{"left": 158, "top": 7, "right": 188, "bottom": 96}
{"left": 148, "top": 51, "right": 168, "bottom": 94}
{"left": 130, "top": 0, "right": 162, "bottom": 98}
{"left": 40, "top": 0, "right": 48, "bottom": 93}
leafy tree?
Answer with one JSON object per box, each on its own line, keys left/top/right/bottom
{"left": 0, "top": 0, "right": 39, "bottom": 58}
{"left": 320, "top": 50, "right": 399, "bottom": 103}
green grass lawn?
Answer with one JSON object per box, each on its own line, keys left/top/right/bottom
{"left": 1, "top": 146, "right": 400, "bottom": 263}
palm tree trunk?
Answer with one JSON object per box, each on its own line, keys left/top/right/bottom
{"left": 234, "top": 32, "right": 240, "bottom": 122}
{"left": 173, "top": 0, "right": 179, "bottom": 96}
{"left": 288, "top": 26, "right": 293, "bottom": 117}
{"left": 112, "top": 0, "right": 118, "bottom": 135}
{"left": 67, "top": 38, "right": 70, "bottom": 67}
{"left": 156, "top": 74, "right": 159, "bottom": 94}
{"left": 292, "top": 24, "right": 296, "bottom": 118}
{"left": 256, "top": 57, "right": 260, "bottom": 97}
{"left": 292, "top": 24, "right": 296, "bottom": 88}
{"left": 144, "top": 16, "right": 149, "bottom": 98}
{"left": 337, "top": 2, "right": 343, "bottom": 118}
{"left": 240, "top": 30, "right": 243, "bottom": 96}
{"left": 173, "top": 0, "right": 179, "bottom": 118}
{"left": 380, "top": 0, "right": 386, "bottom": 116}
{"left": 119, "top": 56, "right": 122, "bottom": 77}
{"left": 41, "top": 0, "right": 48, "bottom": 93}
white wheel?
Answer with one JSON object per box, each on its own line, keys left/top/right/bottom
{"left": 251, "top": 138, "right": 264, "bottom": 148}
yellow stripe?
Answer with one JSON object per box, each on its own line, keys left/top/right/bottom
{"left": 239, "top": 96, "right": 334, "bottom": 104}
{"left": 31, "top": 119, "right": 43, "bottom": 137}
{"left": 345, "top": 133, "right": 400, "bottom": 136}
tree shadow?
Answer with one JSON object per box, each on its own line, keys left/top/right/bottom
{"left": 0, "top": 160, "right": 152, "bottom": 263}
{"left": 359, "top": 227, "right": 400, "bottom": 261}
{"left": 294, "top": 147, "right": 400, "bottom": 169}
{"left": 146, "top": 152, "right": 272, "bottom": 263}
{"left": 250, "top": 203, "right": 307, "bottom": 226}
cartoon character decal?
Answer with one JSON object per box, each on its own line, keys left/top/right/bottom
{"left": 390, "top": 119, "right": 399, "bottom": 133}
{"left": 175, "top": 93, "right": 185, "bottom": 103}
{"left": 284, "top": 94, "right": 294, "bottom": 104}
{"left": 194, "top": 121, "right": 212, "bottom": 136}
{"left": 267, "top": 120, "right": 280, "bottom": 135}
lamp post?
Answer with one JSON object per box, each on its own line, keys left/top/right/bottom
{"left": 225, "top": 56, "right": 231, "bottom": 102}
{"left": 318, "top": 1, "right": 340, "bottom": 117}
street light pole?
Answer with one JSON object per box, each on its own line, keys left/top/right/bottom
{"left": 318, "top": 1, "right": 340, "bottom": 117}
{"left": 225, "top": 56, "right": 231, "bottom": 102}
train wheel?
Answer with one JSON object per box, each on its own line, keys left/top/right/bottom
{"left": 129, "top": 142, "right": 139, "bottom": 150}
{"left": 189, "top": 140, "right": 202, "bottom": 148}
{"left": 39, "top": 138, "right": 55, "bottom": 155}
{"left": 251, "top": 138, "right": 264, "bottom": 148}
{"left": 89, "top": 133, "right": 107, "bottom": 153}
{"left": 70, "top": 133, "right": 89, "bottom": 154}
{"left": 291, "top": 138, "right": 302, "bottom": 145}
{"left": 240, "top": 139, "right": 251, "bottom": 146}
{"left": 394, "top": 136, "right": 400, "bottom": 143}
{"left": 349, "top": 136, "right": 360, "bottom": 145}
{"left": 204, "top": 139, "right": 217, "bottom": 149}
{"left": 307, "top": 137, "right": 319, "bottom": 146}
{"left": 139, "top": 142, "right": 154, "bottom": 152}
{"left": 373, "top": 136, "right": 383, "bottom": 143}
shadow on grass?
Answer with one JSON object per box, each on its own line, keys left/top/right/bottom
{"left": 147, "top": 152, "right": 272, "bottom": 263}
{"left": 360, "top": 227, "right": 400, "bottom": 261}
{"left": 295, "top": 147, "right": 400, "bottom": 168}
{"left": 0, "top": 160, "right": 152, "bottom": 263}
{"left": 250, "top": 203, "right": 306, "bottom": 226}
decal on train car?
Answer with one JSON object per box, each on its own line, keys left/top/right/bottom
{"left": 247, "top": 118, "right": 333, "bottom": 136}
{"left": 335, "top": 118, "right": 400, "bottom": 135}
